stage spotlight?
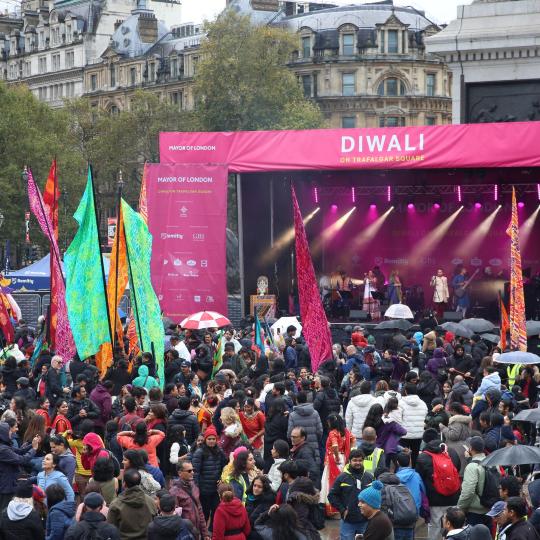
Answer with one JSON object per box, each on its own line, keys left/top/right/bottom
{"left": 313, "top": 187, "right": 319, "bottom": 204}
{"left": 494, "top": 184, "right": 498, "bottom": 201}
{"left": 351, "top": 187, "right": 356, "bottom": 204}
{"left": 259, "top": 207, "right": 320, "bottom": 265}
{"left": 520, "top": 205, "right": 540, "bottom": 250}
{"left": 387, "top": 185, "right": 392, "bottom": 202}
{"left": 433, "top": 203, "right": 441, "bottom": 210}
{"left": 352, "top": 206, "right": 394, "bottom": 250}
{"left": 407, "top": 203, "right": 414, "bottom": 209}
{"left": 458, "top": 205, "right": 502, "bottom": 257}
{"left": 312, "top": 207, "right": 356, "bottom": 255}
{"left": 457, "top": 185, "right": 462, "bottom": 203}
{"left": 330, "top": 204, "right": 338, "bottom": 212}
{"left": 370, "top": 203, "right": 377, "bottom": 209}
{"left": 474, "top": 202, "right": 482, "bottom": 209}
{"left": 518, "top": 201, "right": 525, "bottom": 208}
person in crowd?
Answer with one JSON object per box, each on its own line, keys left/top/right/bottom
{"left": 36, "top": 453, "right": 75, "bottom": 501}
{"left": 358, "top": 427, "right": 385, "bottom": 477}
{"left": 66, "top": 385, "right": 100, "bottom": 432}
{"left": 131, "top": 365, "right": 159, "bottom": 391}
{"left": 116, "top": 422, "right": 165, "bottom": 467}
{"left": 289, "top": 427, "right": 321, "bottom": 486}
{"left": 46, "top": 356, "right": 70, "bottom": 407}
{"left": 497, "top": 497, "right": 540, "bottom": 540}
{"left": 87, "top": 456, "right": 118, "bottom": 505}
{"left": 313, "top": 375, "right": 341, "bottom": 433}
{"left": 50, "top": 434, "right": 77, "bottom": 485}
{"left": 147, "top": 492, "right": 195, "bottom": 540}
{"left": 357, "top": 480, "right": 393, "bottom": 540}
{"left": 14, "top": 377, "right": 37, "bottom": 404}
{"left": 441, "top": 506, "right": 491, "bottom": 540}
{"left": 169, "top": 459, "right": 209, "bottom": 540}
{"left": 399, "top": 382, "right": 428, "bottom": 466}
{"left": 263, "top": 399, "right": 289, "bottom": 471}
{"left": 192, "top": 425, "right": 227, "bottom": 522}
{"left": 286, "top": 473, "right": 321, "bottom": 540}
{"left": 51, "top": 400, "right": 72, "bottom": 434}
{"left": 0, "top": 480, "right": 44, "bottom": 540}
{"left": 121, "top": 450, "right": 160, "bottom": 497}
{"left": 345, "top": 381, "right": 378, "bottom": 442}
{"left": 395, "top": 451, "right": 426, "bottom": 515}
{"left": 89, "top": 380, "right": 114, "bottom": 435}
{"left": 328, "top": 448, "right": 374, "bottom": 540}
{"left": 64, "top": 492, "right": 120, "bottom": 540}
{"left": 219, "top": 406, "right": 246, "bottom": 459}
{"left": 221, "top": 448, "right": 261, "bottom": 503}
{"left": 376, "top": 397, "right": 407, "bottom": 469}
{"left": 212, "top": 482, "right": 251, "bottom": 540}
{"left": 457, "top": 436, "right": 491, "bottom": 527}
{"left": 254, "top": 504, "right": 309, "bottom": 540}
{"left": 45, "top": 484, "right": 76, "bottom": 540}
{"left": 267, "top": 439, "right": 289, "bottom": 492}
{"left": 245, "top": 475, "right": 274, "bottom": 533}
{"left": 287, "top": 391, "right": 322, "bottom": 463}
{"left": 107, "top": 468, "right": 157, "bottom": 540}
{"left": 499, "top": 476, "right": 521, "bottom": 500}
{"left": 239, "top": 398, "right": 265, "bottom": 455}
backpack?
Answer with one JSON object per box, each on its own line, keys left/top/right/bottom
{"left": 477, "top": 465, "right": 500, "bottom": 508}
{"left": 77, "top": 522, "right": 115, "bottom": 540}
{"left": 383, "top": 483, "right": 418, "bottom": 527}
{"left": 424, "top": 450, "right": 461, "bottom": 496}
{"left": 308, "top": 503, "right": 326, "bottom": 531}
{"left": 175, "top": 524, "right": 196, "bottom": 540}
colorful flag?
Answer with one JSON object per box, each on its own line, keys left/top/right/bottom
{"left": 506, "top": 187, "right": 528, "bottom": 352}
{"left": 27, "top": 168, "right": 76, "bottom": 363}
{"left": 43, "top": 159, "right": 59, "bottom": 242}
{"left": 212, "top": 330, "right": 224, "bottom": 378}
{"left": 292, "top": 186, "right": 332, "bottom": 372}
{"left": 64, "top": 169, "right": 111, "bottom": 360}
{"left": 0, "top": 293, "right": 14, "bottom": 344}
{"left": 96, "top": 203, "right": 129, "bottom": 377}
{"left": 253, "top": 310, "right": 265, "bottom": 357}
{"left": 121, "top": 199, "right": 165, "bottom": 388}
{"left": 499, "top": 292, "right": 509, "bottom": 351}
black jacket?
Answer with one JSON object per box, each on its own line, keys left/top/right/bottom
{"left": 147, "top": 514, "right": 195, "bottom": 540}
{"left": 328, "top": 465, "right": 373, "bottom": 524}
{"left": 105, "top": 366, "right": 133, "bottom": 396}
{"left": 415, "top": 439, "right": 461, "bottom": 507}
{"left": 164, "top": 359, "right": 183, "bottom": 384}
{"left": 168, "top": 409, "right": 200, "bottom": 445}
{"left": 505, "top": 519, "right": 540, "bottom": 540}
{"left": 65, "top": 511, "right": 120, "bottom": 540}
{"left": 290, "top": 442, "right": 320, "bottom": 486}
{"left": 192, "top": 445, "right": 227, "bottom": 494}
{"left": 313, "top": 388, "right": 341, "bottom": 427}
{"left": 0, "top": 504, "right": 44, "bottom": 540}
{"left": 45, "top": 367, "right": 64, "bottom": 404}
{"left": 471, "top": 342, "right": 489, "bottom": 364}
{"left": 67, "top": 397, "right": 100, "bottom": 429}
{"left": 0, "top": 423, "right": 36, "bottom": 495}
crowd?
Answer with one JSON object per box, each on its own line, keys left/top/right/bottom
{"left": 0, "top": 316, "right": 540, "bottom": 540}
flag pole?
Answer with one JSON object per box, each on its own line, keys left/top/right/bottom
{"left": 112, "top": 171, "right": 124, "bottom": 351}
{"left": 89, "top": 165, "right": 114, "bottom": 349}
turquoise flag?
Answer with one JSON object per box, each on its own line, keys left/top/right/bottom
{"left": 65, "top": 169, "right": 111, "bottom": 359}
{"left": 121, "top": 199, "right": 165, "bottom": 388}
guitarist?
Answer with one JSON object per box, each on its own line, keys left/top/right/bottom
{"left": 452, "top": 267, "right": 471, "bottom": 318}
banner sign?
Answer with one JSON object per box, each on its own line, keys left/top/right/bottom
{"left": 159, "top": 121, "right": 540, "bottom": 172}
{"left": 146, "top": 163, "right": 228, "bottom": 320}
{"left": 107, "top": 218, "right": 117, "bottom": 247}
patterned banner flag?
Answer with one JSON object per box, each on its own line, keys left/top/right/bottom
{"left": 27, "top": 168, "right": 76, "bottom": 363}
{"left": 121, "top": 199, "right": 165, "bottom": 388}
{"left": 499, "top": 292, "right": 509, "bottom": 352}
{"left": 291, "top": 186, "right": 332, "bottom": 372}
{"left": 0, "top": 294, "right": 14, "bottom": 344}
{"left": 506, "top": 187, "right": 528, "bottom": 352}
{"left": 64, "top": 169, "right": 111, "bottom": 360}
{"left": 43, "top": 160, "right": 59, "bottom": 242}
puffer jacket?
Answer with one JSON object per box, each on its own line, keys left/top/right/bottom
{"left": 345, "top": 393, "right": 378, "bottom": 438}
{"left": 286, "top": 477, "right": 322, "bottom": 540}
{"left": 168, "top": 409, "right": 200, "bottom": 445}
{"left": 399, "top": 395, "right": 428, "bottom": 440}
{"left": 313, "top": 388, "right": 341, "bottom": 427}
{"left": 287, "top": 403, "right": 322, "bottom": 456}
{"left": 0, "top": 422, "right": 36, "bottom": 495}
{"left": 483, "top": 425, "right": 515, "bottom": 454}
{"left": 46, "top": 500, "right": 76, "bottom": 540}
{"left": 474, "top": 372, "right": 501, "bottom": 397}
{"left": 450, "top": 380, "right": 474, "bottom": 407}
{"left": 213, "top": 498, "right": 251, "bottom": 540}
{"left": 169, "top": 479, "right": 208, "bottom": 539}
{"left": 192, "top": 445, "right": 227, "bottom": 494}
{"left": 457, "top": 454, "right": 489, "bottom": 514}
{"left": 0, "top": 500, "right": 44, "bottom": 540}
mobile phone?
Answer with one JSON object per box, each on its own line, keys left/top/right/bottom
{"left": 355, "top": 535, "right": 364, "bottom": 540}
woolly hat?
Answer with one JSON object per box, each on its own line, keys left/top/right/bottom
{"left": 433, "top": 348, "right": 445, "bottom": 359}
{"left": 84, "top": 492, "right": 104, "bottom": 509}
{"left": 423, "top": 428, "right": 440, "bottom": 444}
{"left": 367, "top": 335, "right": 376, "bottom": 345}
{"left": 15, "top": 481, "right": 33, "bottom": 499}
{"left": 204, "top": 425, "right": 218, "bottom": 440}
{"left": 232, "top": 446, "right": 248, "bottom": 460}
{"left": 358, "top": 480, "right": 384, "bottom": 509}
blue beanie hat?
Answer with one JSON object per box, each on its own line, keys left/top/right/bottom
{"left": 358, "top": 480, "right": 384, "bottom": 509}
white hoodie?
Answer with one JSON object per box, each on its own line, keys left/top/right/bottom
{"left": 399, "top": 395, "right": 428, "bottom": 439}
{"left": 345, "top": 393, "right": 379, "bottom": 438}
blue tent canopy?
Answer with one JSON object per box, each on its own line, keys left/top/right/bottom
{"left": 5, "top": 254, "right": 111, "bottom": 292}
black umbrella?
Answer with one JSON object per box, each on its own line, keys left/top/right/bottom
{"left": 526, "top": 320, "right": 540, "bottom": 337}
{"left": 481, "top": 333, "right": 500, "bottom": 344}
{"left": 513, "top": 409, "right": 540, "bottom": 423}
{"left": 461, "top": 318, "right": 495, "bottom": 333}
{"left": 482, "top": 444, "right": 540, "bottom": 466}
{"left": 438, "top": 322, "right": 473, "bottom": 339}
{"left": 375, "top": 320, "right": 412, "bottom": 331}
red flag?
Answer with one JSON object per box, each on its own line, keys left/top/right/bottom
{"left": 0, "top": 293, "right": 14, "bottom": 344}
{"left": 292, "top": 186, "right": 332, "bottom": 371}
{"left": 499, "top": 293, "right": 509, "bottom": 351}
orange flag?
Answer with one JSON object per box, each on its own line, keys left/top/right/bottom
{"left": 499, "top": 293, "right": 509, "bottom": 351}
{"left": 43, "top": 159, "right": 59, "bottom": 242}
{"left": 95, "top": 205, "right": 128, "bottom": 376}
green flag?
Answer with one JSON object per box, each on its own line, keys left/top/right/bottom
{"left": 65, "top": 169, "right": 111, "bottom": 359}
{"left": 212, "top": 330, "right": 224, "bottom": 378}
{"left": 121, "top": 199, "right": 165, "bottom": 388}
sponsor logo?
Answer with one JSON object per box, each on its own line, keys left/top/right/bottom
{"left": 206, "top": 295, "right": 215, "bottom": 303}
{"left": 167, "top": 273, "right": 180, "bottom": 278}
{"left": 175, "top": 294, "right": 183, "bottom": 301}
{"left": 194, "top": 295, "right": 201, "bottom": 303}
{"left": 182, "top": 270, "right": 199, "bottom": 278}
{"left": 186, "top": 260, "right": 196, "bottom": 267}
{"left": 470, "top": 257, "right": 482, "bottom": 267}
{"left": 173, "top": 259, "right": 182, "bottom": 266}
{"left": 374, "top": 256, "right": 383, "bottom": 266}
{"left": 200, "top": 260, "right": 208, "bottom": 268}
{"left": 180, "top": 206, "right": 188, "bottom": 217}
{"left": 161, "top": 233, "right": 184, "bottom": 240}
{"left": 168, "top": 145, "right": 217, "bottom": 152}
{"left": 158, "top": 294, "right": 164, "bottom": 301}
{"left": 489, "top": 258, "right": 502, "bottom": 267}
{"left": 193, "top": 233, "right": 205, "bottom": 242}
{"left": 163, "top": 259, "right": 169, "bottom": 265}
{"left": 341, "top": 133, "right": 425, "bottom": 154}
{"left": 452, "top": 258, "right": 463, "bottom": 265}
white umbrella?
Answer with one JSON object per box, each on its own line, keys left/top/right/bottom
{"left": 270, "top": 316, "right": 303, "bottom": 339}
{"left": 384, "top": 303, "right": 414, "bottom": 320}
{"left": 494, "top": 351, "right": 540, "bottom": 365}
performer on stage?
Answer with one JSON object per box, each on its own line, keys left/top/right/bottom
{"left": 452, "top": 267, "right": 470, "bottom": 318}
{"left": 388, "top": 270, "right": 403, "bottom": 304}
{"left": 430, "top": 268, "right": 449, "bottom": 320}
{"left": 363, "top": 270, "right": 381, "bottom": 320}
{"left": 336, "top": 269, "right": 354, "bottom": 315}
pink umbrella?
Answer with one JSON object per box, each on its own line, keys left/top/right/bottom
{"left": 179, "top": 311, "right": 231, "bottom": 330}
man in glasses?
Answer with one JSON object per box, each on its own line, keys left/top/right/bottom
{"left": 169, "top": 459, "right": 209, "bottom": 540}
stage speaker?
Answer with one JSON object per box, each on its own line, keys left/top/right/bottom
{"left": 443, "top": 311, "right": 462, "bottom": 322}
{"left": 349, "top": 310, "right": 371, "bottom": 322}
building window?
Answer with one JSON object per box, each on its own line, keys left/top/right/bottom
{"left": 302, "top": 36, "right": 310, "bottom": 58}
{"left": 342, "top": 33, "right": 354, "bottom": 55}
{"left": 38, "top": 56, "right": 47, "bottom": 73}
{"left": 301, "top": 75, "right": 312, "bottom": 97}
{"left": 426, "top": 73, "right": 436, "bottom": 96}
{"left": 65, "top": 50, "right": 74, "bottom": 68}
{"left": 110, "top": 64, "right": 116, "bottom": 87}
{"left": 39, "top": 31, "right": 44, "bottom": 48}
{"left": 90, "top": 74, "right": 97, "bottom": 91}
{"left": 170, "top": 57, "right": 177, "bottom": 77}
{"left": 380, "top": 30, "right": 385, "bottom": 53}
{"left": 342, "top": 73, "right": 355, "bottom": 96}
{"left": 378, "top": 78, "right": 406, "bottom": 96}
{"left": 379, "top": 116, "right": 405, "bottom": 127}
{"left": 149, "top": 63, "right": 155, "bottom": 81}
{"left": 52, "top": 53, "right": 60, "bottom": 71}
{"left": 342, "top": 116, "right": 356, "bottom": 128}
{"left": 66, "top": 23, "right": 72, "bottom": 42}
{"left": 388, "top": 30, "right": 398, "bottom": 53}
{"left": 192, "top": 56, "right": 199, "bottom": 75}
{"left": 110, "top": 105, "right": 119, "bottom": 114}
{"left": 24, "top": 61, "right": 31, "bottom": 76}
{"left": 426, "top": 116, "right": 436, "bottom": 126}
{"left": 130, "top": 67, "right": 137, "bottom": 86}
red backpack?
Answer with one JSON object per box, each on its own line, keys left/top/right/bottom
{"left": 424, "top": 450, "right": 461, "bottom": 496}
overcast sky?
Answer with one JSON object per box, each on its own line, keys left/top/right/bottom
{"left": 183, "top": 0, "right": 474, "bottom": 25}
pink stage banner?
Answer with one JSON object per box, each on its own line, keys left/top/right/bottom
{"left": 146, "top": 163, "right": 228, "bottom": 320}
{"left": 159, "top": 122, "right": 540, "bottom": 172}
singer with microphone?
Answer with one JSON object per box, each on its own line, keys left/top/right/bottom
{"left": 430, "top": 268, "right": 449, "bottom": 320}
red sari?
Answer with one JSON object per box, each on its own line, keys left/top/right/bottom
{"left": 51, "top": 414, "right": 72, "bottom": 434}
{"left": 320, "top": 428, "right": 355, "bottom": 517}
